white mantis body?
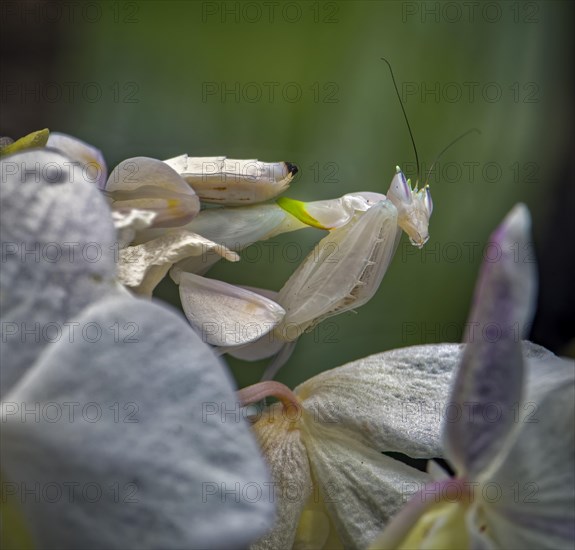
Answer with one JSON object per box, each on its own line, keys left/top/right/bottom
{"left": 215, "top": 167, "right": 433, "bottom": 379}
{"left": 169, "top": 165, "right": 432, "bottom": 379}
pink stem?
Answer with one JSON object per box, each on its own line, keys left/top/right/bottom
{"left": 237, "top": 381, "right": 301, "bottom": 414}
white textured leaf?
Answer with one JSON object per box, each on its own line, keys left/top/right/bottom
{"left": 0, "top": 150, "right": 119, "bottom": 397}
{"left": 1, "top": 296, "right": 274, "bottom": 549}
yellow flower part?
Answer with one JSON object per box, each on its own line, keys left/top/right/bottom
{"left": 0, "top": 129, "right": 49, "bottom": 157}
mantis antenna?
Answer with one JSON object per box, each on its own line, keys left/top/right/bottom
{"left": 381, "top": 57, "right": 420, "bottom": 181}
{"left": 424, "top": 128, "right": 481, "bottom": 187}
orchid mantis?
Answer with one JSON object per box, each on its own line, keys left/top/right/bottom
{"left": 25, "top": 130, "right": 434, "bottom": 380}
{"left": 176, "top": 166, "right": 433, "bottom": 380}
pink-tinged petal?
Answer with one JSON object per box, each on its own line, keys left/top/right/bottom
{"left": 444, "top": 204, "right": 536, "bottom": 480}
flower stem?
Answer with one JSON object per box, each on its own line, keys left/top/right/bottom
{"left": 237, "top": 381, "right": 301, "bottom": 415}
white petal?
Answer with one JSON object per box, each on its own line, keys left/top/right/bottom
{"left": 46, "top": 132, "right": 107, "bottom": 189}
{"left": 179, "top": 272, "right": 285, "bottom": 346}
{"left": 220, "top": 287, "right": 285, "bottom": 361}
{"left": 0, "top": 297, "right": 274, "bottom": 549}
{"left": 295, "top": 343, "right": 461, "bottom": 458}
{"left": 444, "top": 204, "right": 536, "bottom": 480}
{"left": 0, "top": 150, "right": 118, "bottom": 397}
{"left": 164, "top": 155, "right": 298, "bottom": 205}
{"left": 106, "top": 157, "right": 200, "bottom": 227}
{"left": 250, "top": 403, "right": 313, "bottom": 550}
{"left": 224, "top": 334, "right": 286, "bottom": 362}
{"left": 302, "top": 421, "right": 430, "bottom": 549}
{"left": 118, "top": 229, "right": 239, "bottom": 296}
{"left": 484, "top": 353, "right": 575, "bottom": 548}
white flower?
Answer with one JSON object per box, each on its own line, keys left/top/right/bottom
{"left": 237, "top": 344, "right": 460, "bottom": 549}
{"left": 0, "top": 149, "right": 274, "bottom": 549}
{"left": 371, "top": 205, "right": 575, "bottom": 550}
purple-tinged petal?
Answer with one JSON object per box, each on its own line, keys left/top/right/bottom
{"left": 444, "top": 204, "right": 536, "bottom": 480}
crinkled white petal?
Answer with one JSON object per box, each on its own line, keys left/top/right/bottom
{"left": 112, "top": 209, "right": 157, "bottom": 248}
{"left": 0, "top": 296, "right": 274, "bottom": 549}
{"left": 250, "top": 403, "right": 313, "bottom": 550}
{"left": 179, "top": 272, "right": 285, "bottom": 346}
{"left": 118, "top": 229, "right": 239, "bottom": 296}
{"left": 295, "top": 344, "right": 461, "bottom": 458}
{"left": 46, "top": 132, "right": 107, "bottom": 189}
{"left": 0, "top": 150, "right": 118, "bottom": 397}
{"left": 444, "top": 204, "right": 536, "bottom": 480}
{"left": 302, "top": 420, "right": 430, "bottom": 549}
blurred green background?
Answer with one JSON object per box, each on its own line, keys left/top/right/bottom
{"left": 2, "top": 0, "right": 573, "bottom": 388}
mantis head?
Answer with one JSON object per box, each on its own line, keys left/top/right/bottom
{"left": 386, "top": 166, "right": 433, "bottom": 248}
